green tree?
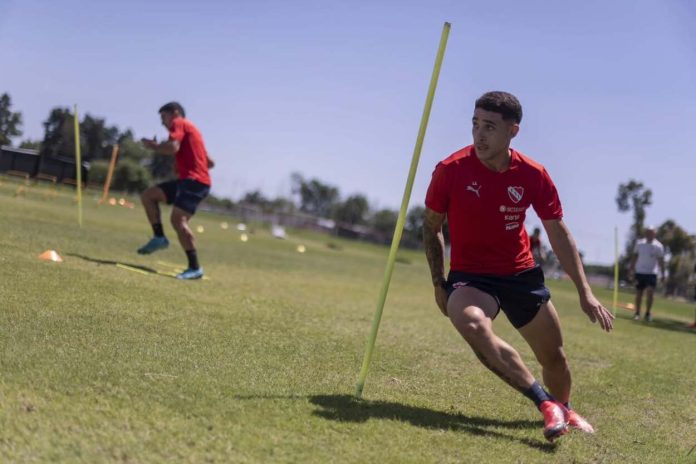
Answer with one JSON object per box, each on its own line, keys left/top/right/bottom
{"left": 40, "top": 107, "right": 86, "bottom": 159}
{"left": 371, "top": 208, "right": 399, "bottom": 241}
{"left": 291, "top": 173, "right": 339, "bottom": 217}
{"left": 616, "top": 179, "right": 652, "bottom": 274}
{"left": 81, "top": 114, "right": 119, "bottom": 160}
{"left": 0, "top": 93, "right": 23, "bottom": 146}
{"left": 405, "top": 205, "right": 425, "bottom": 243}
{"left": 333, "top": 194, "right": 369, "bottom": 225}
{"left": 656, "top": 220, "right": 695, "bottom": 295}
{"left": 19, "top": 139, "right": 42, "bottom": 150}
{"left": 111, "top": 158, "right": 151, "bottom": 193}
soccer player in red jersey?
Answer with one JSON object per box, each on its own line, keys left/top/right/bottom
{"left": 138, "top": 102, "right": 214, "bottom": 280}
{"left": 423, "top": 91, "right": 614, "bottom": 442}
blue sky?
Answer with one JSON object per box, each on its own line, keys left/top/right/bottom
{"left": 2, "top": 0, "right": 695, "bottom": 264}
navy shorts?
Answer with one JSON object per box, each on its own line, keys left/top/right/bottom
{"left": 158, "top": 179, "right": 210, "bottom": 215}
{"left": 635, "top": 273, "right": 657, "bottom": 290}
{"left": 446, "top": 266, "right": 551, "bottom": 329}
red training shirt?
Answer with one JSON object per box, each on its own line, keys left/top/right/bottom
{"left": 425, "top": 145, "right": 563, "bottom": 275}
{"left": 168, "top": 117, "right": 211, "bottom": 186}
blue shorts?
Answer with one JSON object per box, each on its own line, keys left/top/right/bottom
{"left": 635, "top": 273, "right": 657, "bottom": 290}
{"left": 446, "top": 266, "right": 551, "bottom": 329}
{"left": 158, "top": 179, "right": 210, "bottom": 215}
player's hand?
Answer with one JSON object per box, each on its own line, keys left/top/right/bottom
{"left": 434, "top": 285, "right": 449, "bottom": 317}
{"left": 627, "top": 268, "right": 635, "bottom": 281}
{"left": 579, "top": 291, "right": 614, "bottom": 332}
{"left": 207, "top": 156, "right": 215, "bottom": 169}
{"left": 141, "top": 136, "right": 158, "bottom": 149}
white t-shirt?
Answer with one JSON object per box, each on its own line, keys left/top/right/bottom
{"left": 634, "top": 239, "right": 664, "bottom": 275}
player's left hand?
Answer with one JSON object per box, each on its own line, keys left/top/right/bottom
{"left": 579, "top": 291, "right": 614, "bottom": 332}
{"left": 140, "top": 137, "right": 158, "bottom": 149}
{"left": 207, "top": 156, "right": 215, "bottom": 169}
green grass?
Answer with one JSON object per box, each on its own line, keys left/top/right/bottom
{"left": 1, "top": 177, "right": 695, "bottom": 463}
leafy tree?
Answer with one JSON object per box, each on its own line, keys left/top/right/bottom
{"left": 111, "top": 158, "right": 151, "bottom": 193}
{"left": 656, "top": 220, "right": 695, "bottom": 295}
{"left": 371, "top": 208, "right": 399, "bottom": 241}
{"left": 616, "top": 179, "right": 652, "bottom": 274}
{"left": 291, "top": 172, "right": 339, "bottom": 217}
{"left": 0, "top": 93, "right": 23, "bottom": 146}
{"left": 333, "top": 194, "right": 369, "bottom": 225}
{"left": 19, "top": 139, "right": 41, "bottom": 150}
{"left": 405, "top": 205, "right": 425, "bottom": 243}
{"left": 40, "top": 107, "right": 86, "bottom": 159}
{"left": 81, "top": 114, "right": 119, "bottom": 160}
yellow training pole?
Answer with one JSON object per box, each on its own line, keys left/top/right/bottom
{"left": 99, "top": 144, "right": 120, "bottom": 204}
{"left": 355, "top": 22, "right": 451, "bottom": 398}
{"left": 74, "top": 104, "right": 83, "bottom": 227}
{"left": 613, "top": 226, "right": 619, "bottom": 315}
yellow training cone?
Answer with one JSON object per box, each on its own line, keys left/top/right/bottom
{"left": 240, "top": 233, "right": 248, "bottom": 242}
{"left": 220, "top": 222, "right": 229, "bottom": 230}
{"left": 297, "top": 245, "right": 306, "bottom": 253}
{"left": 38, "top": 250, "right": 63, "bottom": 262}
{"left": 196, "top": 225, "right": 205, "bottom": 233}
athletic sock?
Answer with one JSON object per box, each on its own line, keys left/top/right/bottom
{"left": 152, "top": 223, "right": 164, "bottom": 237}
{"left": 523, "top": 380, "right": 553, "bottom": 409}
{"left": 186, "top": 249, "right": 199, "bottom": 270}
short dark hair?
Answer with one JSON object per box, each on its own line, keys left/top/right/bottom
{"left": 159, "top": 101, "right": 186, "bottom": 117}
{"left": 475, "top": 91, "right": 522, "bottom": 123}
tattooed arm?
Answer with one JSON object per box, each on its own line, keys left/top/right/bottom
{"left": 423, "top": 207, "right": 448, "bottom": 316}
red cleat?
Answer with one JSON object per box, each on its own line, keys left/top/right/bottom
{"left": 554, "top": 401, "right": 595, "bottom": 433}
{"left": 540, "top": 400, "right": 568, "bottom": 442}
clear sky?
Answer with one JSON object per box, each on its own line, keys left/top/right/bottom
{"left": 2, "top": 0, "right": 694, "bottom": 264}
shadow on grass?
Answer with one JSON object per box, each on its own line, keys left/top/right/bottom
{"left": 616, "top": 311, "right": 695, "bottom": 335}
{"left": 67, "top": 253, "right": 176, "bottom": 279}
{"left": 309, "top": 394, "right": 555, "bottom": 453}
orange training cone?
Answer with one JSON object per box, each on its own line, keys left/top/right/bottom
{"left": 38, "top": 250, "right": 63, "bottom": 262}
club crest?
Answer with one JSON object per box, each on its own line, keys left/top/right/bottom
{"left": 507, "top": 186, "right": 524, "bottom": 203}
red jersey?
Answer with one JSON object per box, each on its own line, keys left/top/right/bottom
{"left": 425, "top": 145, "right": 563, "bottom": 275}
{"left": 168, "top": 117, "right": 211, "bottom": 186}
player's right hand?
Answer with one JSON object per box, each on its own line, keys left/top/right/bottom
{"left": 434, "top": 285, "right": 449, "bottom": 317}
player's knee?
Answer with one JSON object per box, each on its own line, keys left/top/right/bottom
{"left": 455, "top": 311, "right": 489, "bottom": 340}
{"left": 539, "top": 347, "right": 568, "bottom": 370}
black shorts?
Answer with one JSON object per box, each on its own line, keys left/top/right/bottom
{"left": 446, "top": 266, "right": 551, "bottom": 329}
{"left": 635, "top": 273, "right": 657, "bottom": 290}
{"left": 158, "top": 179, "right": 210, "bottom": 215}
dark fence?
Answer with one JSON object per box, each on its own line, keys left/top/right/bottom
{"left": 0, "top": 145, "right": 89, "bottom": 184}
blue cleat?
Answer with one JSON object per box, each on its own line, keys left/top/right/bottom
{"left": 137, "top": 236, "right": 169, "bottom": 254}
{"left": 176, "top": 267, "right": 204, "bottom": 280}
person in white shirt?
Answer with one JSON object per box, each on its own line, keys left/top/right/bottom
{"left": 628, "top": 227, "right": 665, "bottom": 322}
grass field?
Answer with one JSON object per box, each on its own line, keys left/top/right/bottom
{"left": 1, "top": 178, "right": 695, "bottom": 463}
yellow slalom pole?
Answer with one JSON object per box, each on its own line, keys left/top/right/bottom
{"left": 355, "top": 22, "right": 451, "bottom": 398}
{"left": 99, "top": 144, "right": 120, "bottom": 204}
{"left": 74, "top": 104, "right": 83, "bottom": 227}
{"left": 613, "top": 226, "right": 619, "bottom": 315}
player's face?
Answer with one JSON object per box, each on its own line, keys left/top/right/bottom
{"left": 472, "top": 108, "right": 519, "bottom": 162}
{"left": 160, "top": 111, "right": 175, "bottom": 129}
{"left": 645, "top": 229, "right": 656, "bottom": 240}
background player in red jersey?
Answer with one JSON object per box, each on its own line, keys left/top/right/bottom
{"left": 423, "top": 91, "right": 614, "bottom": 442}
{"left": 138, "top": 102, "right": 213, "bottom": 280}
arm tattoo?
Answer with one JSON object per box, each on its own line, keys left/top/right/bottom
{"left": 423, "top": 211, "right": 446, "bottom": 285}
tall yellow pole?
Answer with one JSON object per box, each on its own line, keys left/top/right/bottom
{"left": 99, "top": 144, "right": 120, "bottom": 204}
{"left": 74, "top": 104, "right": 83, "bottom": 227}
{"left": 355, "top": 22, "right": 451, "bottom": 398}
{"left": 613, "top": 226, "right": 619, "bottom": 315}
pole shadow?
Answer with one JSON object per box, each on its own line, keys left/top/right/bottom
{"left": 67, "top": 253, "right": 176, "bottom": 278}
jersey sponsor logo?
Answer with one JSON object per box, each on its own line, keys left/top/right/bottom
{"left": 500, "top": 205, "right": 525, "bottom": 213}
{"left": 466, "top": 182, "right": 481, "bottom": 198}
{"left": 505, "top": 222, "right": 520, "bottom": 231}
{"left": 504, "top": 214, "right": 520, "bottom": 221}
{"left": 507, "top": 186, "right": 524, "bottom": 203}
